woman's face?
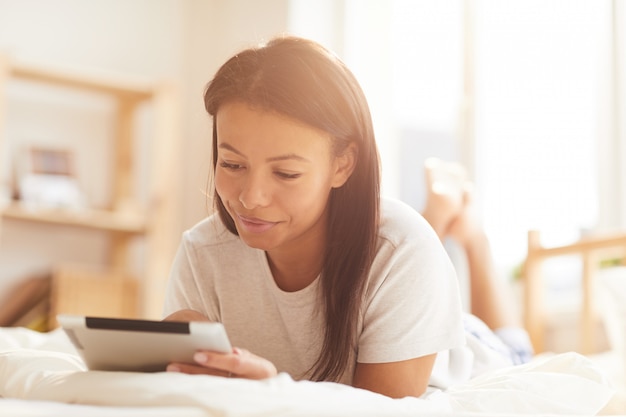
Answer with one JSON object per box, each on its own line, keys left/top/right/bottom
{"left": 214, "top": 101, "right": 353, "bottom": 254}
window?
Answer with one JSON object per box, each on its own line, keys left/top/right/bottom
{"left": 289, "top": 0, "right": 621, "bottom": 279}
{"left": 473, "top": 0, "right": 610, "bottom": 269}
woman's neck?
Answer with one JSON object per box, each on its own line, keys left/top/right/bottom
{"left": 267, "top": 255, "right": 321, "bottom": 292}
{"left": 266, "top": 234, "right": 325, "bottom": 292}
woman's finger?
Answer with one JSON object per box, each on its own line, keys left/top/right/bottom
{"left": 193, "top": 348, "right": 277, "bottom": 380}
{"left": 166, "top": 362, "right": 230, "bottom": 377}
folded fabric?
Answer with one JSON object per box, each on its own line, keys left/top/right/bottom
{"left": 446, "top": 352, "right": 614, "bottom": 414}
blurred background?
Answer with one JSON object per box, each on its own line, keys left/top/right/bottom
{"left": 0, "top": 0, "right": 624, "bottom": 351}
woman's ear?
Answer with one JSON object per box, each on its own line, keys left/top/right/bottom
{"left": 331, "top": 142, "right": 358, "bottom": 188}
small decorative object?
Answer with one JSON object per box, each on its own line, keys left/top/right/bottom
{"left": 18, "top": 147, "right": 86, "bottom": 211}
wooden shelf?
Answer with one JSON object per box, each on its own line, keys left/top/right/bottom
{"left": 0, "top": 54, "right": 181, "bottom": 319}
{"left": 10, "top": 62, "right": 155, "bottom": 102}
{"left": 0, "top": 202, "right": 146, "bottom": 234}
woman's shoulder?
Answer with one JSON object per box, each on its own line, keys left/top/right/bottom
{"left": 379, "top": 197, "right": 438, "bottom": 245}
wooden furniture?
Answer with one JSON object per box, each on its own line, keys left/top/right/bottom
{"left": 0, "top": 55, "right": 181, "bottom": 322}
{"left": 0, "top": 272, "right": 50, "bottom": 329}
{"left": 523, "top": 230, "right": 626, "bottom": 354}
{"left": 49, "top": 264, "right": 138, "bottom": 328}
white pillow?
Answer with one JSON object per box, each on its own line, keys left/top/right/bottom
{"left": 0, "top": 348, "right": 85, "bottom": 398}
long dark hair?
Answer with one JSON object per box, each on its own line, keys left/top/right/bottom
{"left": 204, "top": 36, "right": 381, "bottom": 381}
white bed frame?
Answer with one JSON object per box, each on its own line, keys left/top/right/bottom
{"left": 523, "top": 230, "right": 626, "bottom": 354}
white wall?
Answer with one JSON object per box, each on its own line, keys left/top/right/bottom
{"left": 180, "top": 0, "right": 289, "bottom": 230}
{"left": 0, "top": 0, "right": 185, "bottom": 76}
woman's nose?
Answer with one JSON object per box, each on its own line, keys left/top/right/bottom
{"left": 238, "top": 173, "right": 270, "bottom": 209}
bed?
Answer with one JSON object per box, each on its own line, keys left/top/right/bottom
{"left": 1, "top": 231, "right": 626, "bottom": 416}
{"left": 0, "top": 326, "right": 618, "bottom": 417}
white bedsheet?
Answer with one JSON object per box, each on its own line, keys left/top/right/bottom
{"left": 0, "top": 327, "right": 619, "bottom": 416}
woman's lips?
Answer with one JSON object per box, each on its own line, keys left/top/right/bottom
{"left": 236, "top": 214, "right": 278, "bottom": 233}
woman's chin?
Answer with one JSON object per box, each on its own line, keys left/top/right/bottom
{"left": 237, "top": 232, "right": 276, "bottom": 251}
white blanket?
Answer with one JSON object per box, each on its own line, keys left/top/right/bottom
{"left": 0, "top": 327, "right": 617, "bottom": 416}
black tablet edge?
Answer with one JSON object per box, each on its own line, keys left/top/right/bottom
{"left": 85, "top": 317, "right": 190, "bottom": 334}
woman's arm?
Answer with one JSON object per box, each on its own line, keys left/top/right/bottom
{"left": 352, "top": 354, "right": 436, "bottom": 398}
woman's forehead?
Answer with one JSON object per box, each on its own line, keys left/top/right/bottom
{"left": 215, "top": 101, "right": 333, "bottom": 159}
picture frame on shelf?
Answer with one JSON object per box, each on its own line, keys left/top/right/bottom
{"left": 17, "top": 146, "right": 86, "bottom": 211}
{"left": 29, "top": 148, "right": 75, "bottom": 176}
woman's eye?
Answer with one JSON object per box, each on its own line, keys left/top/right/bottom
{"left": 275, "top": 171, "right": 301, "bottom": 180}
{"left": 220, "top": 161, "right": 243, "bottom": 171}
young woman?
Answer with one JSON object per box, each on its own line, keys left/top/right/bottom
{"left": 163, "top": 36, "right": 516, "bottom": 398}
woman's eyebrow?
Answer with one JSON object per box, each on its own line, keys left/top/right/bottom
{"left": 218, "top": 142, "right": 244, "bottom": 156}
{"left": 267, "top": 153, "right": 310, "bottom": 163}
{"left": 219, "top": 143, "right": 311, "bottom": 163}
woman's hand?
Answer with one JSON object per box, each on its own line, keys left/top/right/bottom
{"left": 167, "top": 347, "right": 278, "bottom": 380}
{"left": 163, "top": 310, "right": 277, "bottom": 379}
{"left": 163, "top": 309, "right": 209, "bottom": 322}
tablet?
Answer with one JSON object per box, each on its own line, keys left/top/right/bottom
{"left": 57, "top": 314, "right": 232, "bottom": 372}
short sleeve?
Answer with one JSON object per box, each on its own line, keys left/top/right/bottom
{"left": 357, "top": 200, "right": 465, "bottom": 363}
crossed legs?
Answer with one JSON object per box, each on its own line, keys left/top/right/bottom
{"left": 420, "top": 158, "right": 521, "bottom": 331}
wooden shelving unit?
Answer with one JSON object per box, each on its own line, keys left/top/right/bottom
{"left": 1, "top": 202, "right": 147, "bottom": 233}
{"left": 0, "top": 54, "right": 181, "bottom": 321}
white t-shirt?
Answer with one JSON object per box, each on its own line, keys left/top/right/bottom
{"left": 163, "top": 198, "right": 469, "bottom": 387}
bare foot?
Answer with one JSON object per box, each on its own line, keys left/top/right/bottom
{"left": 447, "top": 182, "right": 481, "bottom": 248}
{"left": 421, "top": 157, "right": 467, "bottom": 239}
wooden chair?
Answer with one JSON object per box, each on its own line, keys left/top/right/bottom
{"left": 523, "top": 230, "right": 626, "bottom": 354}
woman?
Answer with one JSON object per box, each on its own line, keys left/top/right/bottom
{"left": 163, "top": 35, "right": 466, "bottom": 398}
